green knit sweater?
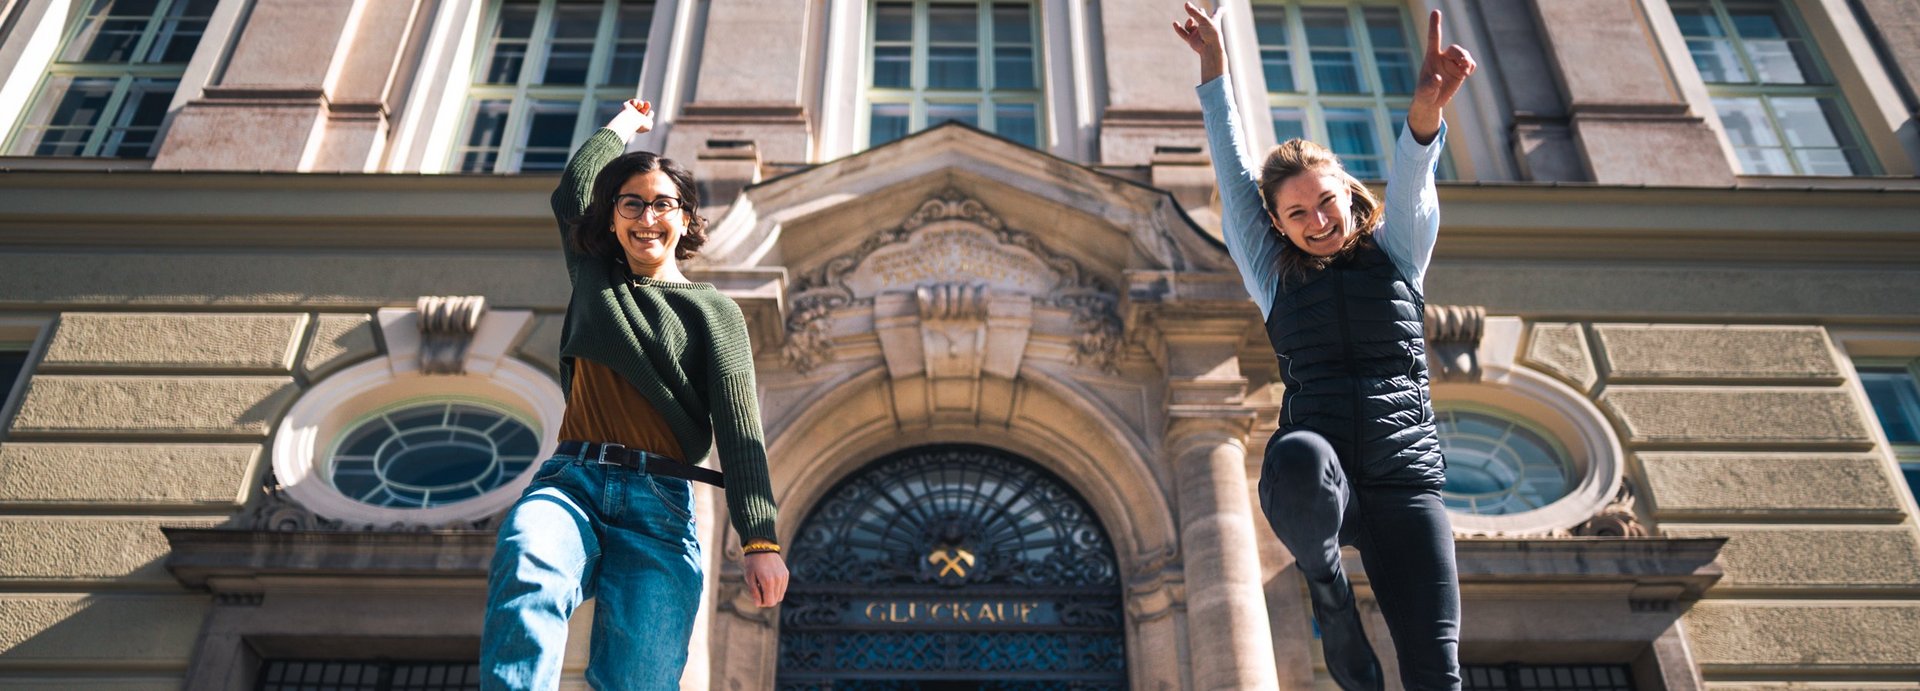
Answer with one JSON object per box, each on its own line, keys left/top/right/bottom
{"left": 550, "top": 128, "right": 777, "bottom": 546}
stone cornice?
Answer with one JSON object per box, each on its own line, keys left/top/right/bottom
{"left": 162, "top": 527, "right": 495, "bottom": 590}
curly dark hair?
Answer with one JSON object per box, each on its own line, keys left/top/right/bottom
{"left": 568, "top": 151, "right": 709, "bottom": 261}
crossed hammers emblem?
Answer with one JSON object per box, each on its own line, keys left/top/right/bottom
{"left": 927, "top": 547, "right": 976, "bottom": 578}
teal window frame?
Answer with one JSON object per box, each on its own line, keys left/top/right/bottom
{"left": 1668, "top": 0, "right": 1879, "bottom": 175}
{"left": 5, "top": 0, "right": 219, "bottom": 158}
{"left": 1251, "top": 0, "right": 1444, "bottom": 181}
{"left": 1856, "top": 358, "right": 1920, "bottom": 502}
{"left": 452, "top": 0, "right": 653, "bottom": 173}
{"left": 863, "top": 0, "right": 1045, "bottom": 149}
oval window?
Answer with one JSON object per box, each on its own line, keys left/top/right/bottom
{"left": 327, "top": 399, "right": 541, "bottom": 508}
{"left": 1436, "top": 407, "right": 1575, "bottom": 516}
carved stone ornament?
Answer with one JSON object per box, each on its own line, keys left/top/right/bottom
{"left": 417, "top": 295, "right": 486, "bottom": 375}
{"left": 782, "top": 190, "right": 1123, "bottom": 373}
{"left": 1424, "top": 304, "right": 1485, "bottom": 382}
{"left": 1568, "top": 477, "right": 1650, "bottom": 538}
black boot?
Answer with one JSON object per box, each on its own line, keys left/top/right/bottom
{"left": 1307, "top": 567, "right": 1383, "bottom": 691}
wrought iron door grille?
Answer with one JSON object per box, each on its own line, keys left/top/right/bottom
{"left": 778, "top": 445, "right": 1126, "bottom": 689}
{"left": 1462, "top": 664, "right": 1635, "bottom": 691}
{"left": 255, "top": 660, "right": 479, "bottom": 691}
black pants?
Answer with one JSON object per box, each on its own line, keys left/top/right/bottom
{"left": 1258, "top": 429, "right": 1461, "bottom": 691}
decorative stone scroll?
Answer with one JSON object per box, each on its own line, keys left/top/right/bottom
{"left": 417, "top": 295, "right": 486, "bottom": 375}
{"left": 1568, "top": 478, "right": 1650, "bottom": 538}
{"left": 782, "top": 191, "right": 1123, "bottom": 373}
{"left": 1424, "top": 304, "right": 1486, "bottom": 382}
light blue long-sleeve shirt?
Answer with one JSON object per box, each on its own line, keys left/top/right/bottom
{"left": 1197, "top": 74, "right": 1446, "bottom": 318}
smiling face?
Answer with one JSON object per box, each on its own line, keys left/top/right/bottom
{"left": 1267, "top": 168, "right": 1355, "bottom": 257}
{"left": 611, "top": 170, "right": 687, "bottom": 277}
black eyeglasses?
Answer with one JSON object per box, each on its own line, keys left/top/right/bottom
{"left": 615, "top": 195, "right": 685, "bottom": 219}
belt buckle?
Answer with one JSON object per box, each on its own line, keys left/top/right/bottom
{"left": 595, "top": 442, "right": 627, "bottom": 466}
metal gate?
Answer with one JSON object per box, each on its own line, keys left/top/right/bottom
{"left": 776, "top": 445, "right": 1127, "bottom": 690}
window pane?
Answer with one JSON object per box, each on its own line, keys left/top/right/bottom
{"left": 459, "top": 99, "right": 513, "bottom": 172}
{"left": 869, "top": 102, "right": 910, "bottom": 147}
{"left": 1687, "top": 38, "right": 1748, "bottom": 83}
{"left": 927, "top": 45, "right": 978, "bottom": 89}
{"left": 927, "top": 102, "right": 979, "bottom": 128}
{"left": 1325, "top": 108, "right": 1380, "bottom": 179}
{"left": 519, "top": 100, "right": 581, "bottom": 171}
{"left": 993, "top": 46, "right": 1034, "bottom": 89}
{"left": 1714, "top": 97, "right": 1778, "bottom": 146}
{"left": 927, "top": 4, "right": 978, "bottom": 43}
{"left": 0, "top": 350, "right": 28, "bottom": 406}
{"left": 1272, "top": 107, "right": 1306, "bottom": 142}
{"left": 541, "top": 3, "right": 602, "bottom": 85}
{"left": 995, "top": 102, "right": 1037, "bottom": 147}
{"left": 1771, "top": 97, "right": 1840, "bottom": 148}
{"left": 98, "top": 78, "right": 176, "bottom": 157}
{"left": 28, "top": 76, "right": 118, "bottom": 156}
{"left": 1861, "top": 371, "right": 1920, "bottom": 444}
{"left": 483, "top": 2, "right": 538, "bottom": 84}
{"left": 875, "top": 3, "right": 912, "bottom": 42}
{"left": 1303, "top": 9, "right": 1361, "bottom": 94}
{"left": 64, "top": 0, "right": 162, "bottom": 63}
{"left": 1254, "top": 6, "right": 1293, "bottom": 92}
{"left": 603, "top": 3, "right": 652, "bottom": 86}
{"left": 1366, "top": 9, "right": 1414, "bottom": 94}
{"left": 150, "top": 0, "right": 218, "bottom": 63}
{"left": 1744, "top": 38, "right": 1814, "bottom": 84}
{"left": 992, "top": 4, "right": 1032, "bottom": 45}
{"left": 874, "top": 45, "right": 911, "bottom": 88}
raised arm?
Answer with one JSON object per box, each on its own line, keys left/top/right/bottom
{"left": 551, "top": 100, "right": 654, "bottom": 270}
{"left": 1378, "top": 10, "right": 1475, "bottom": 290}
{"left": 1175, "top": 3, "right": 1282, "bottom": 317}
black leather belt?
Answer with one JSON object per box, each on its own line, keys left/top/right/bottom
{"left": 557, "top": 440, "right": 725, "bottom": 488}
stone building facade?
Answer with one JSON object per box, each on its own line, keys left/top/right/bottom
{"left": 1, "top": 0, "right": 1919, "bottom": 689}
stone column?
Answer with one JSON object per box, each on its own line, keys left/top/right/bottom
{"left": 1168, "top": 414, "right": 1281, "bottom": 691}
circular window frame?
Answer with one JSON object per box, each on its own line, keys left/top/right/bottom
{"left": 273, "top": 357, "right": 563, "bottom": 526}
{"left": 1432, "top": 361, "right": 1624, "bottom": 536}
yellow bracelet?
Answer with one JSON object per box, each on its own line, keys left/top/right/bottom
{"left": 742, "top": 541, "right": 781, "bottom": 555}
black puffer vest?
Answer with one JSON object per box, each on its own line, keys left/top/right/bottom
{"left": 1265, "top": 242, "right": 1445, "bottom": 488}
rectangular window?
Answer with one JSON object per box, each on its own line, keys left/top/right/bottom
{"left": 255, "top": 660, "right": 479, "bottom": 691}
{"left": 1462, "top": 664, "right": 1635, "bottom": 691}
{"left": 1858, "top": 363, "right": 1920, "bottom": 501}
{"left": 455, "top": 0, "right": 653, "bottom": 173}
{"left": 1669, "top": 0, "right": 1875, "bottom": 175}
{"left": 6, "top": 0, "right": 219, "bottom": 158}
{"left": 1253, "top": 1, "right": 1441, "bottom": 180}
{"left": 865, "top": 0, "right": 1044, "bottom": 149}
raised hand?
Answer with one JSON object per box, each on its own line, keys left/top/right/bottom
{"left": 608, "top": 98, "right": 654, "bottom": 135}
{"left": 1408, "top": 10, "right": 1475, "bottom": 143}
{"left": 1171, "top": 2, "right": 1227, "bottom": 85}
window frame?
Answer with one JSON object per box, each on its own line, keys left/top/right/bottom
{"left": 449, "top": 0, "right": 654, "bottom": 173}
{"left": 1666, "top": 0, "right": 1882, "bottom": 176}
{"left": 1249, "top": 0, "right": 1431, "bottom": 180}
{"left": 859, "top": 0, "right": 1047, "bottom": 150}
{"left": 3, "top": 0, "right": 214, "bottom": 159}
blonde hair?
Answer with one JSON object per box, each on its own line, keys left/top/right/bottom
{"left": 1257, "top": 139, "right": 1383, "bottom": 284}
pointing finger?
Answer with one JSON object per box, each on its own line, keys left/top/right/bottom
{"left": 1427, "top": 9, "right": 1443, "bottom": 58}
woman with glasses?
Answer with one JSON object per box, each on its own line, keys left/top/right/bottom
{"left": 1174, "top": 4, "right": 1475, "bottom": 689}
{"left": 481, "top": 99, "right": 788, "bottom": 690}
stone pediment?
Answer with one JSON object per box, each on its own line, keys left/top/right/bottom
{"left": 783, "top": 190, "right": 1121, "bottom": 374}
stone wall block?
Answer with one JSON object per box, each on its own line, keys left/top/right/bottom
{"left": 1522, "top": 322, "right": 1598, "bottom": 391}
{"left": 1686, "top": 603, "right": 1920, "bottom": 667}
{"left": 1598, "top": 387, "right": 1871, "bottom": 445}
{"left": 303, "top": 313, "right": 378, "bottom": 380}
{"left": 43, "top": 313, "right": 308, "bottom": 372}
{"left": 0, "top": 518, "right": 220, "bottom": 582}
{"left": 0, "top": 443, "right": 259, "bottom": 507}
{"left": 1593, "top": 325, "right": 1843, "bottom": 381}
{"left": 0, "top": 595, "right": 208, "bottom": 660}
{"left": 10, "top": 376, "right": 298, "bottom": 437}
{"left": 1638, "top": 453, "right": 1906, "bottom": 519}
{"left": 1664, "top": 527, "right": 1920, "bottom": 589}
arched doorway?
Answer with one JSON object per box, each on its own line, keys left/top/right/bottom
{"left": 776, "top": 445, "right": 1128, "bottom": 690}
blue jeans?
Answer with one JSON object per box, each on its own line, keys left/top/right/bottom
{"left": 481, "top": 452, "right": 703, "bottom": 690}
